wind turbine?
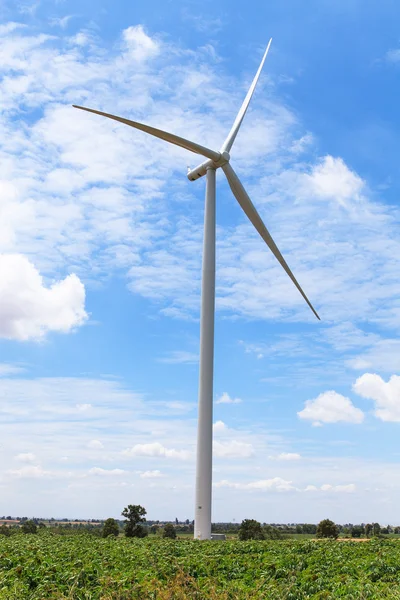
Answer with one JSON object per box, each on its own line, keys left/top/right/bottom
{"left": 73, "top": 38, "right": 320, "bottom": 541}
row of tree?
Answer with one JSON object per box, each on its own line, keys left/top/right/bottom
{"left": 1, "top": 507, "right": 395, "bottom": 541}
{"left": 0, "top": 506, "right": 178, "bottom": 540}
{"left": 315, "top": 520, "right": 387, "bottom": 539}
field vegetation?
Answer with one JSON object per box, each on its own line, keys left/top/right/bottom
{"left": 2, "top": 533, "right": 400, "bottom": 598}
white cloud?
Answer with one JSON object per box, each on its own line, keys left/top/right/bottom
{"left": 0, "top": 372, "right": 399, "bottom": 523}
{"left": 122, "top": 442, "right": 190, "bottom": 460}
{"left": 274, "top": 453, "right": 301, "bottom": 461}
{"left": 216, "top": 392, "right": 242, "bottom": 405}
{"left": 305, "top": 483, "right": 356, "bottom": 493}
{"left": 122, "top": 25, "right": 159, "bottom": 62}
{"left": 353, "top": 373, "right": 400, "bottom": 422}
{"left": 304, "top": 156, "right": 364, "bottom": 205}
{"left": 7, "top": 465, "right": 51, "bottom": 478}
{"left": 139, "top": 470, "right": 163, "bottom": 478}
{"left": 1, "top": 21, "right": 400, "bottom": 523}
{"left": 76, "top": 403, "right": 92, "bottom": 412}
{"left": 216, "top": 479, "right": 354, "bottom": 494}
{"left": 0, "top": 254, "right": 86, "bottom": 341}
{"left": 215, "top": 477, "right": 294, "bottom": 492}
{"left": 0, "top": 21, "right": 399, "bottom": 332}
{"left": 88, "top": 467, "right": 125, "bottom": 476}
{"left": 213, "top": 440, "right": 254, "bottom": 458}
{"left": 213, "top": 420, "right": 227, "bottom": 433}
{"left": 14, "top": 452, "right": 36, "bottom": 463}
{"left": 87, "top": 440, "right": 104, "bottom": 449}
{"left": 298, "top": 390, "right": 364, "bottom": 425}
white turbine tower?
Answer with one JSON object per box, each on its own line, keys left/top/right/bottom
{"left": 73, "top": 38, "right": 320, "bottom": 541}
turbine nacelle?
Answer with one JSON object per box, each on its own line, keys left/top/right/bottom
{"left": 187, "top": 151, "right": 230, "bottom": 181}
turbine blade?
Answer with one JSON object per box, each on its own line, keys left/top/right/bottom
{"left": 222, "top": 163, "right": 320, "bottom": 320}
{"left": 72, "top": 105, "right": 220, "bottom": 162}
{"left": 220, "top": 39, "right": 272, "bottom": 154}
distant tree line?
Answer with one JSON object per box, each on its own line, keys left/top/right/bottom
{"left": 1, "top": 508, "right": 399, "bottom": 541}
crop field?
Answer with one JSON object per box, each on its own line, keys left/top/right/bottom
{"left": 2, "top": 535, "right": 400, "bottom": 599}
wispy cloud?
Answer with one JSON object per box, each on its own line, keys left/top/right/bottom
{"left": 158, "top": 351, "right": 198, "bottom": 364}
{"left": 1, "top": 18, "right": 400, "bottom": 523}
{"left": 215, "top": 477, "right": 294, "bottom": 492}
{"left": 385, "top": 48, "right": 400, "bottom": 63}
{"left": 271, "top": 453, "right": 301, "bottom": 461}
{"left": 48, "top": 15, "right": 74, "bottom": 29}
{"left": 0, "top": 363, "right": 25, "bottom": 377}
{"left": 1, "top": 21, "right": 400, "bottom": 339}
{"left": 181, "top": 10, "right": 224, "bottom": 34}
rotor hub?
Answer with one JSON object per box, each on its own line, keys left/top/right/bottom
{"left": 187, "top": 151, "right": 230, "bottom": 181}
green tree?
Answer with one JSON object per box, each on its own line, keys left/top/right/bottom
{"left": 163, "top": 523, "right": 177, "bottom": 539}
{"left": 302, "top": 524, "right": 317, "bottom": 534}
{"left": 365, "top": 523, "right": 373, "bottom": 537}
{"left": 121, "top": 504, "right": 148, "bottom": 538}
{"left": 0, "top": 524, "right": 10, "bottom": 536}
{"left": 316, "top": 519, "right": 339, "bottom": 539}
{"left": 263, "top": 525, "right": 283, "bottom": 540}
{"left": 238, "top": 519, "right": 264, "bottom": 541}
{"left": 351, "top": 525, "right": 363, "bottom": 538}
{"left": 103, "top": 518, "right": 119, "bottom": 538}
{"left": 21, "top": 520, "right": 37, "bottom": 534}
{"left": 373, "top": 523, "right": 381, "bottom": 536}
{"left": 381, "top": 526, "right": 389, "bottom": 534}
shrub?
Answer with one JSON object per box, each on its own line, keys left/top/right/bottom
{"left": 21, "top": 520, "right": 37, "bottom": 534}
{"left": 163, "top": 523, "right": 177, "bottom": 539}
{"left": 0, "top": 524, "right": 10, "bottom": 537}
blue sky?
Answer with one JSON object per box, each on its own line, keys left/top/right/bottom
{"left": 1, "top": 0, "right": 400, "bottom": 524}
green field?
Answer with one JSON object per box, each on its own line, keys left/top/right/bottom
{"left": 2, "top": 534, "right": 400, "bottom": 599}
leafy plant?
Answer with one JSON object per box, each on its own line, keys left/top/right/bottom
{"left": 1, "top": 532, "right": 400, "bottom": 598}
